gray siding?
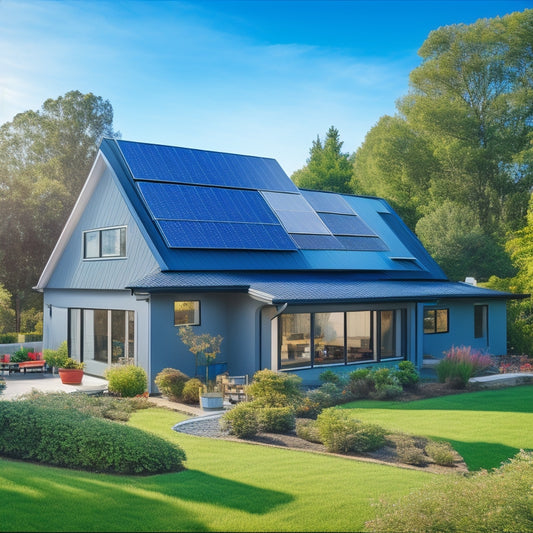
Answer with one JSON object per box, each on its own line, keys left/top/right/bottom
{"left": 47, "top": 166, "right": 159, "bottom": 290}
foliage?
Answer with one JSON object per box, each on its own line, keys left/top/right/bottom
{"left": 246, "top": 369, "right": 303, "bottom": 408}
{"left": 154, "top": 368, "right": 190, "bottom": 401}
{"left": 395, "top": 361, "right": 420, "bottom": 390}
{"left": 291, "top": 126, "right": 353, "bottom": 193}
{"left": 9, "top": 346, "right": 31, "bottom": 363}
{"left": 42, "top": 340, "right": 69, "bottom": 369}
{"left": 0, "top": 283, "right": 15, "bottom": 334}
{"left": 424, "top": 441, "right": 456, "bottom": 467}
{"left": 105, "top": 365, "right": 148, "bottom": 397}
{"left": 60, "top": 357, "right": 85, "bottom": 370}
{"left": 19, "top": 391, "right": 151, "bottom": 422}
{"left": 436, "top": 345, "right": 493, "bottom": 388}
{"left": 497, "top": 354, "right": 533, "bottom": 374}
{"left": 256, "top": 406, "right": 296, "bottom": 434}
{"left": 220, "top": 401, "right": 259, "bottom": 438}
{"left": 371, "top": 368, "right": 403, "bottom": 400}
{"left": 366, "top": 450, "right": 533, "bottom": 532}
{"left": 0, "top": 400, "right": 185, "bottom": 474}
{"left": 0, "top": 333, "right": 17, "bottom": 343}
{"left": 318, "top": 368, "right": 341, "bottom": 384}
{"left": 178, "top": 325, "right": 223, "bottom": 387}
{"left": 0, "top": 91, "right": 119, "bottom": 331}
{"left": 316, "top": 408, "right": 387, "bottom": 453}
{"left": 20, "top": 307, "right": 43, "bottom": 335}
{"left": 181, "top": 378, "right": 203, "bottom": 404}
{"left": 295, "top": 418, "right": 322, "bottom": 443}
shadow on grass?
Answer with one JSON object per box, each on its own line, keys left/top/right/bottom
{"left": 441, "top": 439, "right": 524, "bottom": 472}
{"left": 0, "top": 458, "right": 294, "bottom": 532}
{"left": 344, "top": 385, "right": 533, "bottom": 414}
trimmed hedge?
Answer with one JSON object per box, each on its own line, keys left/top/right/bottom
{"left": 0, "top": 401, "right": 186, "bottom": 474}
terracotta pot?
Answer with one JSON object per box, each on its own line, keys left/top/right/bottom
{"left": 58, "top": 368, "right": 84, "bottom": 385}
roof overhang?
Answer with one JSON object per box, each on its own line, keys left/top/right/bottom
{"left": 127, "top": 271, "right": 527, "bottom": 306}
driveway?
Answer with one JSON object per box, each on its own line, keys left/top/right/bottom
{"left": 0, "top": 371, "right": 108, "bottom": 400}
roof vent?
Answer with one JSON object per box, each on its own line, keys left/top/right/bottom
{"left": 465, "top": 277, "right": 477, "bottom": 286}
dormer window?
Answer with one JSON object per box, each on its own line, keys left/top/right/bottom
{"left": 84, "top": 226, "right": 126, "bottom": 259}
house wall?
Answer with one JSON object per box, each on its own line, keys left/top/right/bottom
{"left": 422, "top": 299, "right": 507, "bottom": 358}
{"left": 46, "top": 165, "right": 159, "bottom": 290}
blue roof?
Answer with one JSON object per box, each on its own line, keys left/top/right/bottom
{"left": 127, "top": 271, "right": 518, "bottom": 305}
{"left": 100, "top": 138, "right": 446, "bottom": 278}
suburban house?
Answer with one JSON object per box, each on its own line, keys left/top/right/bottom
{"left": 36, "top": 139, "right": 518, "bottom": 391}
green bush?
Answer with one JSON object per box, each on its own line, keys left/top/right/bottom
{"left": 247, "top": 369, "right": 303, "bottom": 407}
{"left": 154, "top": 368, "right": 190, "bottom": 401}
{"left": 366, "top": 450, "right": 533, "bottom": 532}
{"left": 0, "top": 401, "right": 186, "bottom": 474}
{"left": 294, "top": 395, "right": 323, "bottom": 419}
{"left": 295, "top": 418, "right": 322, "bottom": 443}
{"left": 220, "top": 402, "right": 260, "bottom": 438}
{"left": 425, "top": 441, "right": 456, "bottom": 466}
{"left": 10, "top": 346, "right": 32, "bottom": 363}
{"left": 0, "top": 333, "right": 17, "bottom": 343}
{"left": 257, "top": 406, "right": 295, "bottom": 433}
{"left": 182, "top": 378, "right": 203, "bottom": 404}
{"left": 43, "top": 341, "right": 69, "bottom": 369}
{"left": 393, "top": 434, "right": 427, "bottom": 466}
{"left": 371, "top": 368, "right": 403, "bottom": 400}
{"left": 19, "top": 391, "right": 150, "bottom": 422}
{"left": 395, "top": 361, "right": 420, "bottom": 390}
{"left": 316, "top": 408, "right": 387, "bottom": 453}
{"left": 105, "top": 365, "right": 147, "bottom": 397}
{"left": 346, "top": 367, "right": 375, "bottom": 398}
{"left": 319, "top": 369, "right": 341, "bottom": 384}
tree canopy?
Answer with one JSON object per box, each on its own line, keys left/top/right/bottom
{"left": 0, "top": 90, "right": 119, "bottom": 330}
{"left": 292, "top": 126, "right": 353, "bottom": 193}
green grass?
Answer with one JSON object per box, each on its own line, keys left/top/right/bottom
{"left": 0, "top": 386, "right": 531, "bottom": 531}
{"left": 340, "top": 385, "right": 533, "bottom": 471}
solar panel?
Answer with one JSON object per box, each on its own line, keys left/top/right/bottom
{"left": 289, "top": 234, "right": 343, "bottom": 250}
{"left": 137, "top": 182, "right": 279, "bottom": 224}
{"left": 157, "top": 220, "right": 297, "bottom": 250}
{"left": 301, "top": 190, "right": 354, "bottom": 214}
{"left": 336, "top": 236, "right": 389, "bottom": 251}
{"left": 318, "top": 213, "right": 377, "bottom": 236}
{"left": 118, "top": 140, "right": 298, "bottom": 192}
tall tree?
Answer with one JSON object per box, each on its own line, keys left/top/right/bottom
{"left": 291, "top": 126, "right": 353, "bottom": 193}
{"left": 0, "top": 91, "right": 119, "bottom": 330}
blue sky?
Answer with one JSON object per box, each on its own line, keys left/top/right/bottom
{"left": 0, "top": 0, "right": 530, "bottom": 175}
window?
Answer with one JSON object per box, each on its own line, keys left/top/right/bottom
{"left": 174, "top": 301, "right": 200, "bottom": 326}
{"left": 68, "top": 308, "right": 135, "bottom": 366}
{"left": 474, "top": 305, "right": 488, "bottom": 339}
{"left": 83, "top": 227, "right": 126, "bottom": 259}
{"left": 279, "top": 309, "right": 407, "bottom": 370}
{"left": 423, "top": 308, "right": 449, "bottom": 334}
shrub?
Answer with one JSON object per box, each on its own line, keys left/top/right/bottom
{"left": 43, "top": 341, "right": 69, "bottom": 370}
{"left": 295, "top": 418, "right": 322, "bottom": 443}
{"left": 181, "top": 378, "right": 203, "bottom": 404}
{"left": 366, "top": 450, "right": 533, "bottom": 532}
{"left": 257, "top": 406, "right": 295, "bottom": 433}
{"left": 247, "top": 369, "right": 303, "bottom": 407}
{"left": 436, "top": 345, "right": 492, "bottom": 388}
{"left": 220, "top": 402, "right": 259, "bottom": 438}
{"left": 371, "top": 368, "right": 403, "bottom": 400}
{"left": 425, "top": 441, "right": 456, "bottom": 466}
{"left": 294, "top": 395, "right": 323, "bottom": 419}
{"left": 106, "top": 365, "right": 148, "bottom": 397}
{"left": 0, "top": 400, "right": 186, "bottom": 474}
{"left": 346, "top": 367, "right": 375, "bottom": 398}
{"left": 394, "top": 361, "right": 420, "bottom": 390}
{"left": 319, "top": 369, "right": 341, "bottom": 384}
{"left": 10, "top": 346, "right": 32, "bottom": 363}
{"left": 316, "top": 408, "right": 386, "bottom": 453}
{"left": 393, "top": 434, "right": 427, "bottom": 466}
{"left": 154, "top": 368, "right": 190, "bottom": 401}
{"left": 0, "top": 333, "right": 17, "bottom": 343}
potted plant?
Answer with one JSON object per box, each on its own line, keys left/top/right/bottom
{"left": 43, "top": 341, "right": 69, "bottom": 375}
{"left": 58, "top": 357, "right": 85, "bottom": 385}
{"left": 178, "top": 326, "right": 224, "bottom": 410}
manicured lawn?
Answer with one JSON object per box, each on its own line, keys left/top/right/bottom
{"left": 341, "top": 385, "right": 533, "bottom": 471}
{"left": 0, "top": 386, "right": 531, "bottom": 531}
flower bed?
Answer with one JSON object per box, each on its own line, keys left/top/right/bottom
{"left": 497, "top": 355, "right": 533, "bottom": 374}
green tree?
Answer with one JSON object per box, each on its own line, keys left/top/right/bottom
{"left": 415, "top": 201, "right": 514, "bottom": 281}
{"left": 0, "top": 283, "right": 15, "bottom": 334}
{"left": 0, "top": 91, "right": 118, "bottom": 330}
{"left": 352, "top": 115, "right": 436, "bottom": 229}
{"left": 292, "top": 126, "right": 353, "bottom": 193}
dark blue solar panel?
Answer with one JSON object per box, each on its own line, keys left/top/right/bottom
{"left": 289, "top": 234, "right": 342, "bottom": 250}
{"left": 301, "top": 190, "right": 354, "bottom": 215}
{"left": 157, "top": 220, "right": 297, "bottom": 250}
{"left": 337, "top": 236, "right": 389, "bottom": 251}
{"left": 276, "top": 211, "right": 330, "bottom": 234}
{"left": 137, "top": 182, "right": 279, "bottom": 224}
{"left": 117, "top": 140, "right": 298, "bottom": 192}
{"left": 319, "top": 213, "right": 377, "bottom": 236}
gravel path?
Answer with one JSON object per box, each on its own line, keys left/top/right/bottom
{"left": 172, "top": 414, "right": 230, "bottom": 438}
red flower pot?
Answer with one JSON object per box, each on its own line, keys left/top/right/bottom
{"left": 58, "top": 368, "right": 84, "bottom": 385}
